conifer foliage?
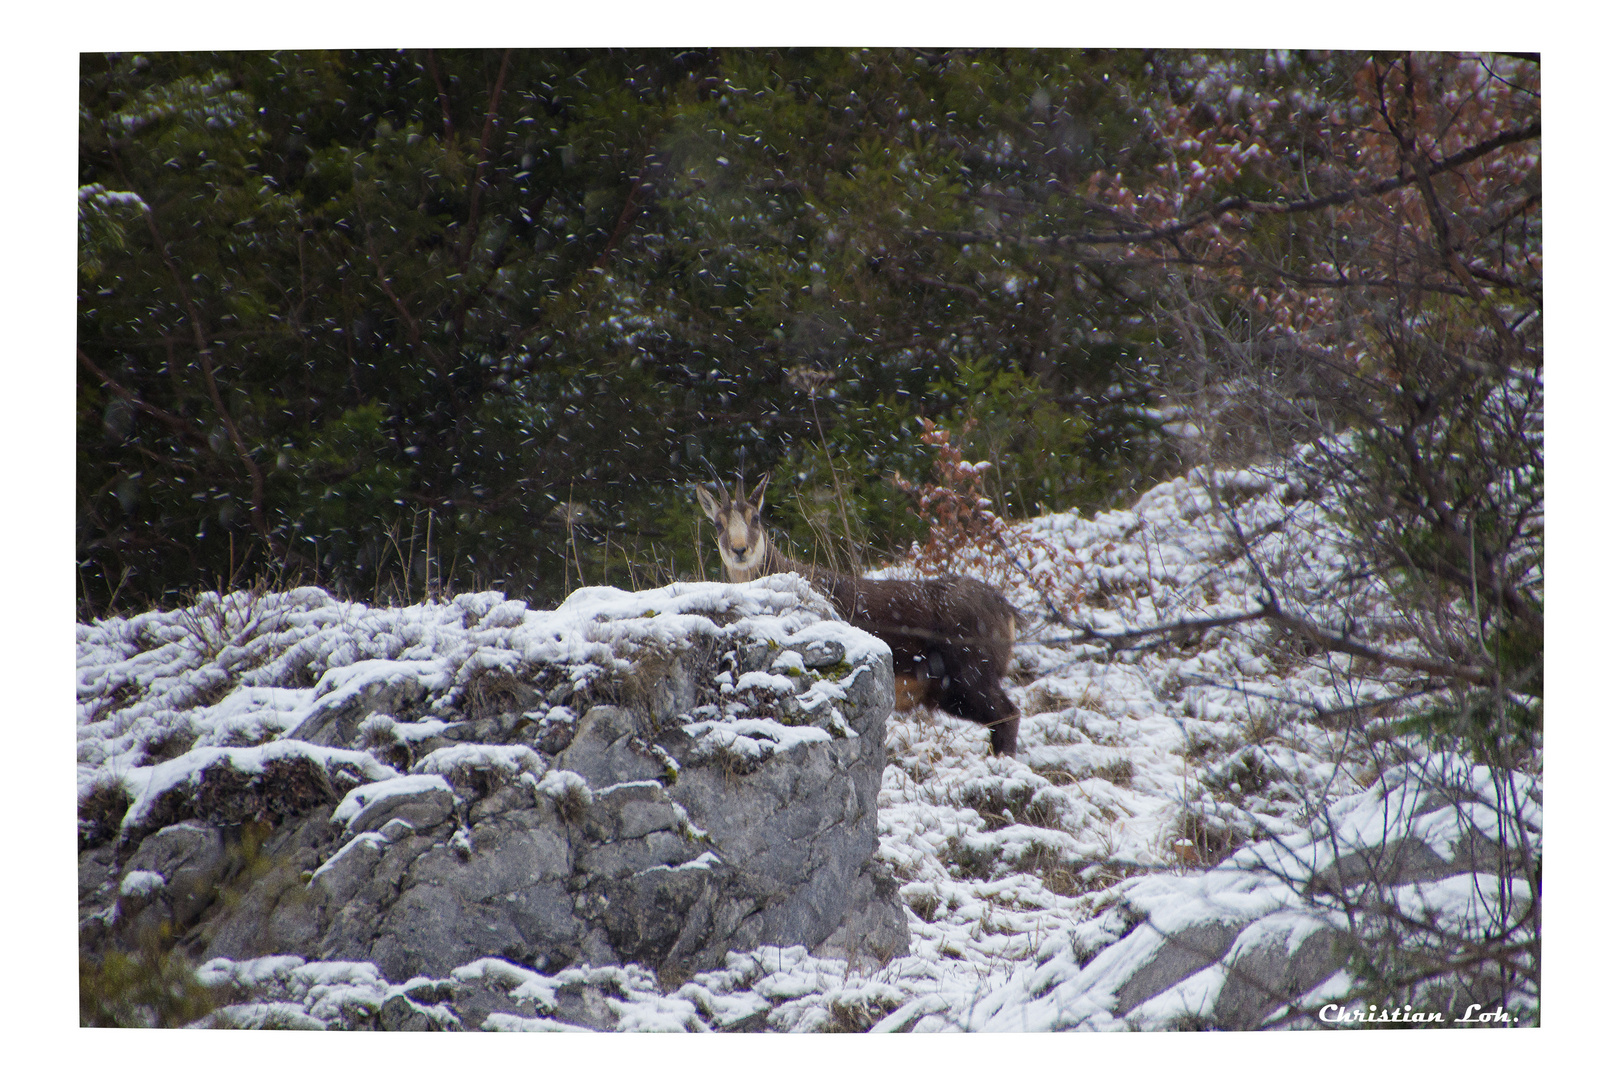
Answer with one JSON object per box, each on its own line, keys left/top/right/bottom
{"left": 77, "top": 49, "right": 1168, "bottom": 613}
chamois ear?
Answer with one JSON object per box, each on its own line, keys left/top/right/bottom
{"left": 749, "top": 474, "right": 771, "bottom": 510}
{"left": 693, "top": 484, "right": 723, "bottom": 520}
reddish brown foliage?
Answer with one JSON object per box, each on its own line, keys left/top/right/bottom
{"left": 1091, "top": 53, "right": 1538, "bottom": 358}
{"left": 894, "top": 419, "right": 1083, "bottom": 625}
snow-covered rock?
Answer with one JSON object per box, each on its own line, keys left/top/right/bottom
{"left": 78, "top": 459, "right": 1540, "bottom": 1031}
{"left": 78, "top": 577, "right": 908, "bottom": 1014}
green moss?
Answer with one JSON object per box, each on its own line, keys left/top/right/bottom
{"left": 80, "top": 944, "right": 222, "bottom": 1028}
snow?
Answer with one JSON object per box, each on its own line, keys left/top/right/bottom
{"left": 78, "top": 576, "right": 879, "bottom": 810}
{"left": 117, "top": 740, "right": 399, "bottom": 839}
{"left": 308, "top": 830, "right": 387, "bottom": 888}
{"left": 733, "top": 670, "right": 799, "bottom": 695}
{"left": 411, "top": 743, "right": 545, "bottom": 781}
{"left": 191, "top": 685, "right": 315, "bottom": 748}
{"left": 309, "top": 658, "right": 448, "bottom": 711}
{"left": 683, "top": 716, "right": 834, "bottom": 764}
{"left": 119, "top": 869, "right": 165, "bottom": 898}
{"left": 330, "top": 774, "right": 453, "bottom": 829}
{"left": 533, "top": 769, "right": 592, "bottom": 805}
{"left": 76, "top": 456, "right": 1540, "bottom": 1031}
{"left": 195, "top": 956, "right": 395, "bottom": 1028}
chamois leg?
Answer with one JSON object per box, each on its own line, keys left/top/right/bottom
{"left": 938, "top": 663, "right": 1020, "bottom": 756}
{"left": 987, "top": 709, "right": 1020, "bottom": 757}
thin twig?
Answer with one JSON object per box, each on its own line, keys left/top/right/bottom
{"left": 917, "top": 121, "right": 1539, "bottom": 251}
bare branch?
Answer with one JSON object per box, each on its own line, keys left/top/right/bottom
{"left": 1034, "top": 608, "right": 1268, "bottom": 648}
{"left": 916, "top": 122, "right": 1540, "bottom": 251}
{"left": 460, "top": 48, "right": 512, "bottom": 270}
{"left": 1257, "top": 598, "right": 1491, "bottom": 685}
{"left": 77, "top": 348, "right": 199, "bottom": 443}
{"left": 137, "top": 206, "right": 273, "bottom": 548}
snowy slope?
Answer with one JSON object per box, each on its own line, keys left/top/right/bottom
{"left": 75, "top": 460, "right": 1540, "bottom": 1031}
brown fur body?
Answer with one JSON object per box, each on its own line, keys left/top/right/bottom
{"left": 696, "top": 478, "right": 1021, "bottom": 755}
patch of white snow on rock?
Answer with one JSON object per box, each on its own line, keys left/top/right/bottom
{"left": 77, "top": 460, "right": 1539, "bottom": 1031}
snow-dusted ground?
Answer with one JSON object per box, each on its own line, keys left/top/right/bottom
{"left": 75, "top": 461, "right": 1540, "bottom": 1031}
{"left": 77, "top": 576, "right": 876, "bottom": 841}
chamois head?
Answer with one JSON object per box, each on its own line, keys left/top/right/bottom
{"left": 694, "top": 474, "right": 771, "bottom": 582}
{"left": 695, "top": 468, "right": 1022, "bottom": 756}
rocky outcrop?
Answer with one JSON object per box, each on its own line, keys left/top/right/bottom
{"left": 959, "top": 754, "right": 1540, "bottom": 1031}
{"left": 78, "top": 579, "right": 909, "bottom": 1025}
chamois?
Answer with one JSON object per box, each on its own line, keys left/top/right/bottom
{"left": 695, "top": 475, "right": 1022, "bottom": 755}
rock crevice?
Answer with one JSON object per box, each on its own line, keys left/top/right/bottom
{"left": 78, "top": 580, "right": 910, "bottom": 1011}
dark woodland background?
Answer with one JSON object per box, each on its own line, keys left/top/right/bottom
{"left": 77, "top": 49, "right": 1541, "bottom": 649}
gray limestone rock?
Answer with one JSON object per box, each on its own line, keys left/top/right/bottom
{"left": 1062, "top": 764, "right": 1534, "bottom": 1030}
{"left": 380, "top": 989, "right": 463, "bottom": 1031}
{"left": 338, "top": 777, "right": 456, "bottom": 836}
{"left": 1112, "top": 920, "right": 1245, "bottom": 1018}
{"left": 1210, "top": 917, "right": 1342, "bottom": 1029}
{"left": 554, "top": 706, "right": 667, "bottom": 787}
{"left": 79, "top": 584, "right": 910, "bottom": 1029}
{"left": 125, "top": 821, "right": 228, "bottom": 921}
{"left": 285, "top": 661, "right": 439, "bottom": 748}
